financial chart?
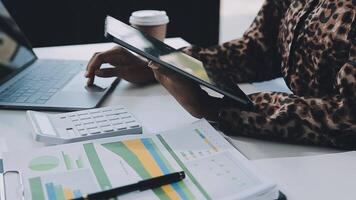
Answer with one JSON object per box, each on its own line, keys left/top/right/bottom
{"left": 2, "top": 121, "right": 268, "bottom": 200}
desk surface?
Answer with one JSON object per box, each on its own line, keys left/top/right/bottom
{"left": 0, "top": 39, "right": 346, "bottom": 200}
{"left": 0, "top": 39, "right": 341, "bottom": 158}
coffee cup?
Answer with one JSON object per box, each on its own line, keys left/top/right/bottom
{"left": 129, "top": 10, "right": 169, "bottom": 41}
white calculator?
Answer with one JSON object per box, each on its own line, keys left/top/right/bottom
{"left": 27, "top": 106, "right": 142, "bottom": 144}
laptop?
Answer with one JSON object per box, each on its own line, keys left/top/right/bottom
{"left": 0, "top": 2, "right": 118, "bottom": 111}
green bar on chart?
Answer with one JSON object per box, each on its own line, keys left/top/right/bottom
{"left": 157, "top": 134, "right": 212, "bottom": 200}
{"left": 55, "top": 185, "right": 66, "bottom": 200}
{"left": 102, "top": 141, "right": 171, "bottom": 200}
{"left": 29, "top": 177, "right": 46, "bottom": 200}
{"left": 76, "top": 156, "right": 84, "bottom": 168}
{"left": 61, "top": 151, "right": 73, "bottom": 170}
{"left": 83, "top": 143, "right": 112, "bottom": 190}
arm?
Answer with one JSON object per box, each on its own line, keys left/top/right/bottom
{"left": 219, "top": 59, "right": 356, "bottom": 149}
{"left": 183, "top": 0, "right": 291, "bottom": 83}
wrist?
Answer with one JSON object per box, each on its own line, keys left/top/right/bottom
{"left": 200, "top": 96, "right": 222, "bottom": 122}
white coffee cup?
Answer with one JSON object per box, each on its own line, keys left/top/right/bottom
{"left": 129, "top": 10, "right": 169, "bottom": 41}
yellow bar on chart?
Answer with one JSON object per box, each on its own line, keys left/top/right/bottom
{"left": 64, "top": 187, "right": 74, "bottom": 200}
{"left": 123, "top": 139, "right": 181, "bottom": 200}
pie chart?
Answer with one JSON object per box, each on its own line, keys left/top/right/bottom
{"left": 29, "top": 156, "right": 60, "bottom": 171}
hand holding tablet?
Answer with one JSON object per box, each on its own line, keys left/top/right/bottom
{"left": 104, "top": 16, "right": 253, "bottom": 110}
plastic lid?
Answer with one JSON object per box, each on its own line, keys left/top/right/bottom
{"left": 129, "top": 10, "right": 169, "bottom": 26}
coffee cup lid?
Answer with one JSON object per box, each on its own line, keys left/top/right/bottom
{"left": 129, "top": 10, "right": 169, "bottom": 26}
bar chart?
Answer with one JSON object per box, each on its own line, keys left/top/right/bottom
{"left": 61, "top": 152, "right": 84, "bottom": 170}
{"left": 102, "top": 138, "right": 196, "bottom": 200}
{"left": 28, "top": 169, "right": 99, "bottom": 200}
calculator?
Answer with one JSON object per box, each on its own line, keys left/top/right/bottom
{"left": 27, "top": 106, "right": 142, "bottom": 144}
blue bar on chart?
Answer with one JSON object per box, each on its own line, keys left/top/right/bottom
{"left": 45, "top": 183, "right": 57, "bottom": 200}
{"left": 0, "top": 159, "right": 3, "bottom": 173}
{"left": 44, "top": 181, "right": 83, "bottom": 200}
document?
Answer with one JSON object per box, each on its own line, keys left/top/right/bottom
{"left": 253, "top": 152, "right": 356, "bottom": 200}
{"left": 0, "top": 138, "right": 7, "bottom": 173}
{"left": 0, "top": 138, "right": 8, "bottom": 156}
{"left": 2, "top": 120, "right": 278, "bottom": 200}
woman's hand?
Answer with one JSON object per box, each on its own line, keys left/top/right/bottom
{"left": 85, "top": 46, "right": 155, "bottom": 86}
{"left": 147, "top": 61, "right": 222, "bottom": 121}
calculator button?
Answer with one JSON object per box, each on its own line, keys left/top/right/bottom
{"left": 108, "top": 118, "right": 121, "bottom": 123}
{"left": 103, "top": 128, "right": 114, "bottom": 132}
{"left": 116, "top": 127, "right": 127, "bottom": 131}
{"left": 86, "top": 126, "right": 97, "bottom": 130}
{"left": 114, "top": 123, "right": 126, "bottom": 130}
{"left": 80, "top": 117, "right": 91, "bottom": 121}
{"left": 88, "top": 128, "right": 101, "bottom": 135}
{"left": 78, "top": 129, "right": 88, "bottom": 135}
{"left": 130, "top": 125, "right": 140, "bottom": 128}
{"left": 100, "top": 124, "right": 111, "bottom": 128}
{"left": 105, "top": 110, "right": 120, "bottom": 116}
{"left": 66, "top": 128, "right": 76, "bottom": 136}
{"left": 96, "top": 119, "right": 107, "bottom": 123}
{"left": 70, "top": 116, "right": 79, "bottom": 120}
{"left": 93, "top": 114, "right": 104, "bottom": 118}
{"left": 75, "top": 124, "right": 84, "bottom": 129}
{"left": 99, "top": 121, "right": 111, "bottom": 126}
{"left": 83, "top": 121, "right": 95, "bottom": 125}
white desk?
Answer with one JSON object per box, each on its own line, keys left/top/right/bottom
{"left": 0, "top": 39, "right": 345, "bottom": 199}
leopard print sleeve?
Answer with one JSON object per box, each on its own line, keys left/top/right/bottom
{"left": 216, "top": 1, "right": 356, "bottom": 150}
{"left": 182, "top": 0, "right": 291, "bottom": 83}
{"left": 219, "top": 59, "right": 356, "bottom": 149}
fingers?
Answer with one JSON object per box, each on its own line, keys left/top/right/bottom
{"left": 86, "top": 52, "right": 103, "bottom": 86}
{"left": 94, "top": 68, "right": 122, "bottom": 78}
{"left": 147, "top": 61, "right": 160, "bottom": 70}
{"left": 147, "top": 61, "right": 170, "bottom": 83}
{"left": 85, "top": 47, "right": 123, "bottom": 86}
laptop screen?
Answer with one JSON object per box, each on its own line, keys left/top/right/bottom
{"left": 0, "top": 1, "right": 36, "bottom": 83}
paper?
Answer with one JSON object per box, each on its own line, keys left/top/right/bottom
{"left": 252, "top": 78, "right": 292, "bottom": 94}
{"left": 253, "top": 152, "right": 356, "bottom": 200}
{"left": 0, "top": 138, "right": 8, "bottom": 158}
{"left": 164, "top": 38, "right": 191, "bottom": 49}
{"left": 3, "top": 120, "right": 277, "bottom": 200}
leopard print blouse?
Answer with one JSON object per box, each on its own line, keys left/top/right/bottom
{"left": 183, "top": 0, "right": 356, "bottom": 149}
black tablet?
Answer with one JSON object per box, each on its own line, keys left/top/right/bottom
{"left": 105, "top": 16, "right": 252, "bottom": 109}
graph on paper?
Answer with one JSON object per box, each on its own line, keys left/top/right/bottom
{"left": 28, "top": 156, "right": 60, "bottom": 171}
{"left": 61, "top": 152, "right": 85, "bottom": 170}
{"left": 28, "top": 169, "right": 99, "bottom": 200}
{"left": 2, "top": 120, "right": 270, "bottom": 200}
{"left": 102, "top": 138, "right": 196, "bottom": 200}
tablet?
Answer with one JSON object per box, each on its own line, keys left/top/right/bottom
{"left": 105, "top": 16, "right": 253, "bottom": 109}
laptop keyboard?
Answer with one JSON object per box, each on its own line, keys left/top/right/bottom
{"left": 0, "top": 60, "right": 83, "bottom": 104}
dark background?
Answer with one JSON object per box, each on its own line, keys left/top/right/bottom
{"left": 2, "top": 0, "right": 220, "bottom": 48}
